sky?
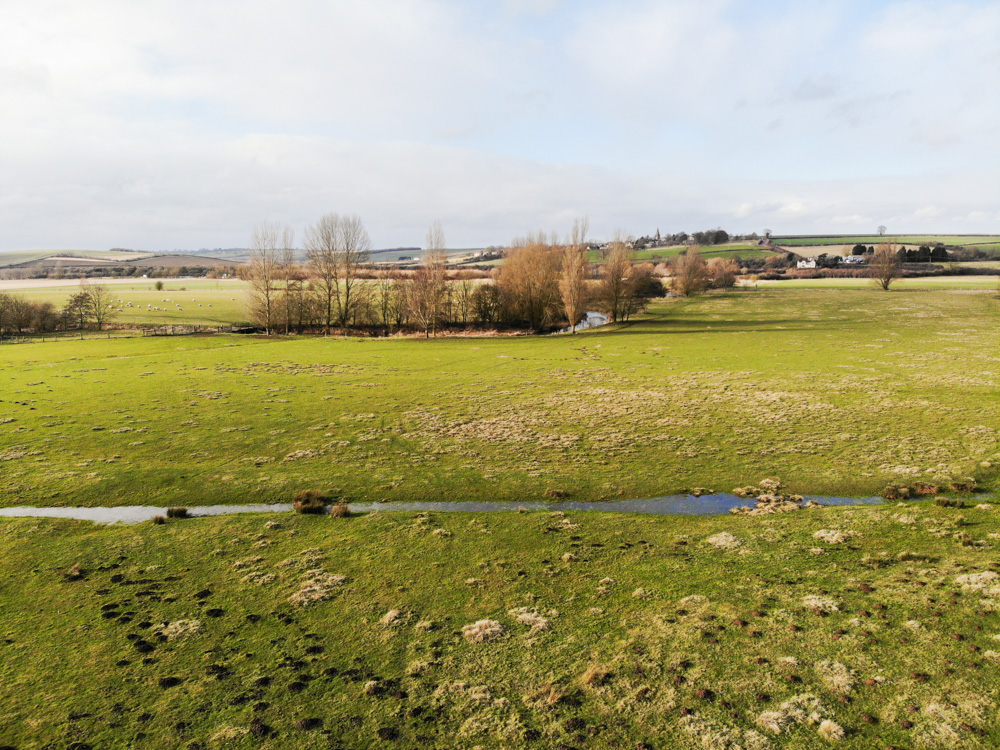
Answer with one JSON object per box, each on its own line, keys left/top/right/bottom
{"left": 2, "top": 0, "right": 998, "bottom": 251}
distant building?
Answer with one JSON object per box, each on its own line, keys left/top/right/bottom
{"left": 796, "top": 259, "right": 816, "bottom": 269}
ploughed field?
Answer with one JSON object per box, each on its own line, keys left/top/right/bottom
{"left": 2, "top": 503, "right": 1000, "bottom": 748}
{"left": 1, "top": 287, "right": 999, "bottom": 507}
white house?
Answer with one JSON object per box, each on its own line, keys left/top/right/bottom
{"left": 796, "top": 259, "right": 816, "bottom": 269}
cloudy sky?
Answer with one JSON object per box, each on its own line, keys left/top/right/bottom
{"left": 2, "top": 0, "right": 998, "bottom": 251}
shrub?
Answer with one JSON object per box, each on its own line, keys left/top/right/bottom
{"left": 934, "top": 496, "right": 964, "bottom": 508}
{"left": 152, "top": 515, "right": 167, "bottom": 525}
{"left": 882, "top": 483, "right": 911, "bottom": 501}
{"left": 950, "top": 477, "right": 979, "bottom": 493}
{"left": 166, "top": 506, "right": 188, "bottom": 519}
{"left": 293, "top": 490, "right": 329, "bottom": 514}
{"left": 329, "top": 501, "right": 350, "bottom": 518}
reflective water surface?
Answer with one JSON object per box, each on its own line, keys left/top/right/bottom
{"left": 0, "top": 494, "right": 882, "bottom": 524}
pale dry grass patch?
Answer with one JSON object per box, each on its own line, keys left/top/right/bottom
{"left": 705, "top": 532, "right": 743, "bottom": 551}
{"left": 508, "top": 607, "right": 550, "bottom": 632}
{"left": 461, "top": 619, "right": 504, "bottom": 643}
{"left": 157, "top": 619, "right": 202, "bottom": 640}
{"left": 289, "top": 570, "right": 347, "bottom": 606}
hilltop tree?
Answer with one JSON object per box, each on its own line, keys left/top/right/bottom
{"left": 869, "top": 242, "right": 902, "bottom": 291}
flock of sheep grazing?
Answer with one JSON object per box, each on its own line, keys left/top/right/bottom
{"left": 107, "top": 297, "right": 223, "bottom": 312}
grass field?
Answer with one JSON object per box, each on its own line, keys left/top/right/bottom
{"left": 773, "top": 236, "right": 1000, "bottom": 248}
{"left": 2, "top": 500, "right": 1000, "bottom": 748}
{"left": 0, "top": 249, "right": 153, "bottom": 267}
{"left": 2, "top": 287, "right": 998, "bottom": 508}
{"left": 755, "top": 276, "right": 1000, "bottom": 290}
{"left": 2, "top": 279, "right": 250, "bottom": 327}
{"left": 587, "top": 245, "right": 771, "bottom": 263}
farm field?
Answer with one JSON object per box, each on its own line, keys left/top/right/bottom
{"left": 1, "top": 502, "right": 1000, "bottom": 748}
{"left": 773, "top": 235, "right": 1000, "bottom": 248}
{"left": 755, "top": 277, "right": 1000, "bottom": 290}
{"left": 587, "top": 244, "right": 771, "bottom": 263}
{"left": 2, "top": 287, "right": 998, "bottom": 508}
{"left": 0, "top": 249, "right": 153, "bottom": 267}
{"left": 2, "top": 278, "right": 250, "bottom": 327}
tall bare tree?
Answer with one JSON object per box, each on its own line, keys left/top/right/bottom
{"left": 559, "top": 217, "right": 590, "bottom": 332}
{"left": 599, "top": 234, "right": 634, "bottom": 322}
{"left": 407, "top": 224, "right": 449, "bottom": 336}
{"left": 869, "top": 242, "right": 902, "bottom": 291}
{"left": 303, "top": 213, "right": 340, "bottom": 334}
{"left": 336, "top": 214, "right": 371, "bottom": 328}
{"left": 246, "top": 221, "right": 290, "bottom": 334}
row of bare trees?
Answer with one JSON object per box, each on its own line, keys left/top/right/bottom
{"left": 244, "top": 216, "right": 757, "bottom": 336}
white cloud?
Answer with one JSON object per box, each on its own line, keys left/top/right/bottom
{"left": 0, "top": 0, "right": 998, "bottom": 251}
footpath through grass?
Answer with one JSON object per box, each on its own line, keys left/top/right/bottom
{"left": 1, "top": 503, "right": 1000, "bottom": 748}
{"left": 1, "top": 287, "right": 998, "bottom": 507}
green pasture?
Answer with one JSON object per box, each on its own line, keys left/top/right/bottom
{"left": 4, "top": 279, "right": 250, "bottom": 327}
{"left": 2, "top": 287, "right": 998, "bottom": 507}
{"left": 774, "top": 235, "right": 1000, "bottom": 247}
{"left": 756, "top": 276, "right": 999, "bottom": 290}
{"left": 588, "top": 244, "right": 770, "bottom": 263}
{"left": 1, "top": 501, "right": 999, "bottom": 748}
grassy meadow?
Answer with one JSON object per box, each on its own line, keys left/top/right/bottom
{"left": 773, "top": 235, "right": 1000, "bottom": 248}
{"left": 1, "top": 278, "right": 249, "bottom": 328}
{"left": 2, "top": 502, "right": 1000, "bottom": 748}
{"left": 2, "top": 286, "right": 998, "bottom": 508}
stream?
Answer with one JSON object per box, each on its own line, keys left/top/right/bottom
{"left": 0, "top": 493, "right": 882, "bottom": 525}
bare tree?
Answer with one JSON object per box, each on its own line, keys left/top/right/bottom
{"left": 560, "top": 217, "right": 590, "bottom": 332}
{"left": 374, "top": 266, "right": 402, "bottom": 329}
{"left": 877, "top": 225, "right": 887, "bottom": 237}
{"left": 407, "top": 225, "right": 449, "bottom": 336}
{"left": 336, "top": 215, "right": 371, "bottom": 329}
{"left": 708, "top": 257, "right": 739, "bottom": 289}
{"left": 670, "top": 246, "right": 709, "bottom": 296}
{"left": 303, "top": 213, "right": 371, "bottom": 332}
{"left": 453, "top": 271, "right": 478, "bottom": 325}
{"left": 81, "top": 281, "right": 117, "bottom": 331}
{"left": 303, "top": 213, "right": 340, "bottom": 334}
{"left": 495, "top": 236, "right": 561, "bottom": 332}
{"left": 599, "top": 235, "right": 634, "bottom": 322}
{"left": 246, "top": 221, "right": 289, "bottom": 334}
{"left": 869, "top": 241, "right": 902, "bottom": 290}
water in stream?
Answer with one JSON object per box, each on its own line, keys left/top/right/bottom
{"left": 0, "top": 493, "right": 882, "bottom": 525}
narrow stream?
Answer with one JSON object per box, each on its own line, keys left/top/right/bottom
{"left": 0, "top": 493, "right": 882, "bottom": 525}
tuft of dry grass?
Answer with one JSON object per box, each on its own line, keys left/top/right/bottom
{"left": 289, "top": 569, "right": 347, "bottom": 606}
{"left": 157, "top": 620, "right": 202, "bottom": 640}
{"left": 461, "top": 619, "right": 504, "bottom": 643}
{"left": 705, "top": 531, "right": 743, "bottom": 551}
{"left": 380, "top": 608, "right": 404, "bottom": 628}
{"left": 817, "top": 719, "right": 845, "bottom": 742}
{"left": 508, "top": 607, "right": 550, "bottom": 632}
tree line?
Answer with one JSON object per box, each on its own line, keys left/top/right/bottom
{"left": 244, "top": 216, "right": 741, "bottom": 336}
